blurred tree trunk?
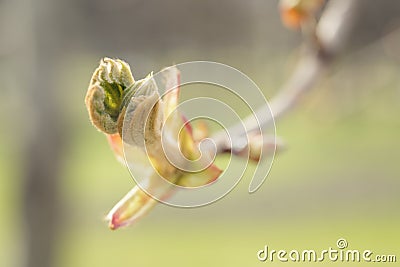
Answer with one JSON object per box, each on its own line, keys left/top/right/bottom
{"left": 16, "top": 0, "right": 64, "bottom": 267}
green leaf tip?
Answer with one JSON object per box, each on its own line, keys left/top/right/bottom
{"left": 85, "top": 57, "right": 135, "bottom": 134}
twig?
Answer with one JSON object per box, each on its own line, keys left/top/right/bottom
{"left": 210, "top": 0, "right": 360, "bottom": 154}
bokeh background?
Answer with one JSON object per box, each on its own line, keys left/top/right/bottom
{"left": 1, "top": 0, "right": 399, "bottom": 266}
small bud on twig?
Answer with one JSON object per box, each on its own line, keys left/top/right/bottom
{"left": 85, "top": 58, "right": 135, "bottom": 134}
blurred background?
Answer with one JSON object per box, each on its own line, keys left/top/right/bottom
{"left": 0, "top": 0, "right": 399, "bottom": 266}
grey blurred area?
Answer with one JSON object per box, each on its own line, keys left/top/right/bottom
{"left": 0, "top": 1, "right": 400, "bottom": 267}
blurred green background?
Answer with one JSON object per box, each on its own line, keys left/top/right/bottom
{"left": 0, "top": 0, "right": 399, "bottom": 266}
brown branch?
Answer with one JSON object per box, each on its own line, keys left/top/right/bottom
{"left": 210, "top": 0, "right": 360, "bottom": 154}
